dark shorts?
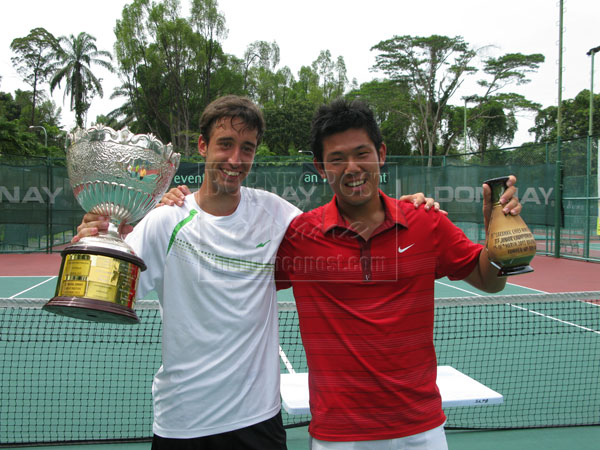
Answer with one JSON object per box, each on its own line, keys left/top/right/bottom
{"left": 151, "top": 411, "right": 287, "bottom": 450}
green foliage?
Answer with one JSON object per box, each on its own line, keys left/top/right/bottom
{"left": 347, "top": 79, "right": 412, "bottom": 155}
{"left": 0, "top": 116, "right": 40, "bottom": 156}
{"left": 1, "top": 8, "right": 553, "bottom": 162}
{"left": 0, "top": 92, "right": 21, "bottom": 121}
{"left": 0, "top": 90, "right": 65, "bottom": 158}
{"left": 262, "top": 99, "right": 314, "bottom": 155}
{"left": 10, "top": 27, "right": 60, "bottom": 126}
{"left": 371, "top": 36, "right": 545, "bottom": 163}
{"left": 372, "top": 35, "right": 478, "bottom": 164}
{"left": 13, "top": 90, "right": 61, "bottom": 127}
{"left": 113, "top": 0, "right": 232, "bottom": 156}
{"left": 50, "top": 32, "right": 114, "bottom": 128}
{"left": 530, "top": 90, "right": 600, "bottom": 142}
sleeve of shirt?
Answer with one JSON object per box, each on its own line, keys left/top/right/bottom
{"left": 124, "top": 208, "right": 170, "bottom": 299}
{"left": 434, "top": 214, "right": 483, "bottom": 281}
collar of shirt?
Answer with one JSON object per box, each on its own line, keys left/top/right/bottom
{"left": 321, "top": 190, "right": 409, "bottom": 238}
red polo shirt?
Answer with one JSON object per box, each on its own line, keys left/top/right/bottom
{"left": 276, "top": 191, "right": 482, "bottom": 442}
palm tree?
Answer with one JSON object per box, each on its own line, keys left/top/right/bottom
{"left": 50, "top": 32, "right": 113, "bottom": 128}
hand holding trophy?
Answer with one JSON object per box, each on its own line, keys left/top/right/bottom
{"left": 44, "top": 125, "right": 180, "bottom": 324}
{"left": 484, "top": 176, "right": 536, "bottom": 276}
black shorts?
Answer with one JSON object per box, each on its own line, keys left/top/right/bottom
{"left": 151, "top": 411, "right": 287, "bottom": 450}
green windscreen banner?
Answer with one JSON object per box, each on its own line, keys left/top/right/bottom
{"left": 0, "top": 160, "right": 578, "bottom": 252}
{"left": 172, "top": 161, "right": 556, "bottom": 226}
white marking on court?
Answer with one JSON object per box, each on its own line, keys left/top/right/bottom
{"left": 9, "top": 276, "right": 56, "bottom": 299}
{"left": 510, "top": 304, "right": 600, "bottom": 334}
{"left": 435, "top": 280, "right": 544, "bottom": 296}
{"left": 506, "top": 282, "right": 545, "bottom": 293}
{"left": 279, "top": 346, "right": 296, "bottom": 374}
{"left": 435, "top": 281, "right": 482, "bottom": 297}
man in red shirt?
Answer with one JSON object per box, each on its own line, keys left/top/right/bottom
{"left": 276, "top": 98, "right": 521, "bottom": 449}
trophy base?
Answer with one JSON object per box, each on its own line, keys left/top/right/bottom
{"left": 491, "top": 261, "right": 534, "bottom": 277}
{"left": 47, "top": 241, "right": 146, "bottom": 325}
{"left": 43, "top": 296, "right": 140, "bottom": 324}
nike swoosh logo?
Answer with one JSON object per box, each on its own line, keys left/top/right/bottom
{"left": 398, "top": 244, "right": 415, "bottom": 253}
{"left": 256, "top": 240, "right": 271, "bottom": 248}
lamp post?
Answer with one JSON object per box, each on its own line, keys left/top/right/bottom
{"left": 463, "top": 96, "right": 476, "bottom": 152}
{"left": 29, "top": 125, "right": 48, "bottom": 150}
{"left": 587, "top": 46, "right": 600, "bottom": 137}
{"left": 585, "top": 45, "right": 600, "bottom": 257}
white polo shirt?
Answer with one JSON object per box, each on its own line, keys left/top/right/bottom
{"left": 126, "top": 187, "right": 301, "bottom": 438}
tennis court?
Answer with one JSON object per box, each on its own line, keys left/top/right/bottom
{"left": 1, "top": 257, "right": 599, "bottom": 449}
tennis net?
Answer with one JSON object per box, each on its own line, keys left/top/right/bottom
{"left": 1, "top": 292, "right": 600, "bottom": 446}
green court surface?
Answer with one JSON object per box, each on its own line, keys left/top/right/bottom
{"left": 1, "top": 276, "right": 599, "bottom": 449}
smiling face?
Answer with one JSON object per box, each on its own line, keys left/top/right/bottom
{"left": 316, "top": 127, "right": 386, "bottom": 212}
{"left": 199, "top": 116, "right": 258, "bottom": 196}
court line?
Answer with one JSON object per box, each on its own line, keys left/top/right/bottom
{"left": 435, "top": 280, "right": 545, "bottom": 296}
{"left": 435, "top": 280, "right": 482, "bottom": 297}
{"left": 9, "top": 276, "right": 56, "bottom": 299}
{"left": 510, "top": 304, "right": 600, "bottom": 335}
{"left": 506, "top": 283, "right": 545, "bottom": 293}
{"left": 279, "top": 345, "right": 295, "bottom": 374}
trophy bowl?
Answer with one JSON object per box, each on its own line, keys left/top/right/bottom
{"left": 44, "top": 125, "right": 180, "bottom": 324}
{"left": 484, "top": 176, "right": 536, "bottom": 276}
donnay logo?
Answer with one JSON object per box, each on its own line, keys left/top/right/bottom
{"left": 256, "top": 240, "right": 271, "bottom": 248}
{"left": 398, "top": 244, "right": 414, "bottom": 254}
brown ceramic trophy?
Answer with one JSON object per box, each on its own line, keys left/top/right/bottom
{"left": 484, "top": 176, "right": 536, "bottom": 276}
{"left": 44, "top": 125, "right": 180, "bottom": 324}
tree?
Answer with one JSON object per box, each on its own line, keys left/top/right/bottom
{"left": 190, "top": 0, "right": 228, "bottom": 106}
{"left": 10, "top": 27, "right": 60, "bottom": 126}
{"left": 372, "top": 35, "right": 477, "bottom": 165}
{"left": 113, "top": 0, "right": 236, "bottom": 155}
{"left": 530, "top": 90, "right": 600, "bottom": 142}
{"left": 13, "top": 89, "right": 62, "bottom": 128}
{"left": 311, "top": 50, "right": 348, "bottom": 101}
{"left": 50, "top": 32, "right": 113, "bottom": 128}
{"left": 465, "top": 53, "right": 545, "bottom": 157}
{"left": 0, "top": 90, "right": 65, "bottom": 157}
{"left": 242, "top": 40, "right": 280, "bottom": 93}
{"left": 242, "top": 40, "right": 284, "bottom": 104}
{"left": 348, "top": 79, "right": 413, "bottom": 156}
{"left": 262, "top": 99, "right": 314, "bottom": 154}
{"left": 147, "top": 0, "right": 199, "bottom": 154}
{"left": 291, "top": 65, "right": 322, "bottom": 105}
{"left": 466, "top": 98, "right": 518, "bottom": 158}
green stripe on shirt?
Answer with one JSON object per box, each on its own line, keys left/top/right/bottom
{"left": 167, "top": 209, "right": 198, "bottom": 255}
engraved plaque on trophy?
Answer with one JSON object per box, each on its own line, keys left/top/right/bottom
{"left": 484, "top": 176, "right": 536, "bottom": 276}
{"left": 44, "top": 125, "right": 180, "bottom": 324}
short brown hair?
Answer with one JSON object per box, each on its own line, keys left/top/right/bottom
{"left": 199, "top": 95, "right": 265, "bottom": 144}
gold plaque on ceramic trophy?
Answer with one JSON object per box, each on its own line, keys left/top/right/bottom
{"left": 484, "top": 176, "right": 536, "bottom": 276}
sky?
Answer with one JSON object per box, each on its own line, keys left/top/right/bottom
{"left": 1, "top": 0, "right": 599, "bottom": 146}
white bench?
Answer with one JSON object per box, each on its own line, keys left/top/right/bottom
{"left": 280, "top": 365, "right": 503, "bottom": 415}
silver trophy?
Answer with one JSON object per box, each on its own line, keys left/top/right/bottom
{"left": 45, "top": 125, "right": 180, "bottom": 324}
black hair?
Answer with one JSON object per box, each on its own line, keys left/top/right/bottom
{"left": 310, "top": 98, "right": 383, "bottom": 162}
